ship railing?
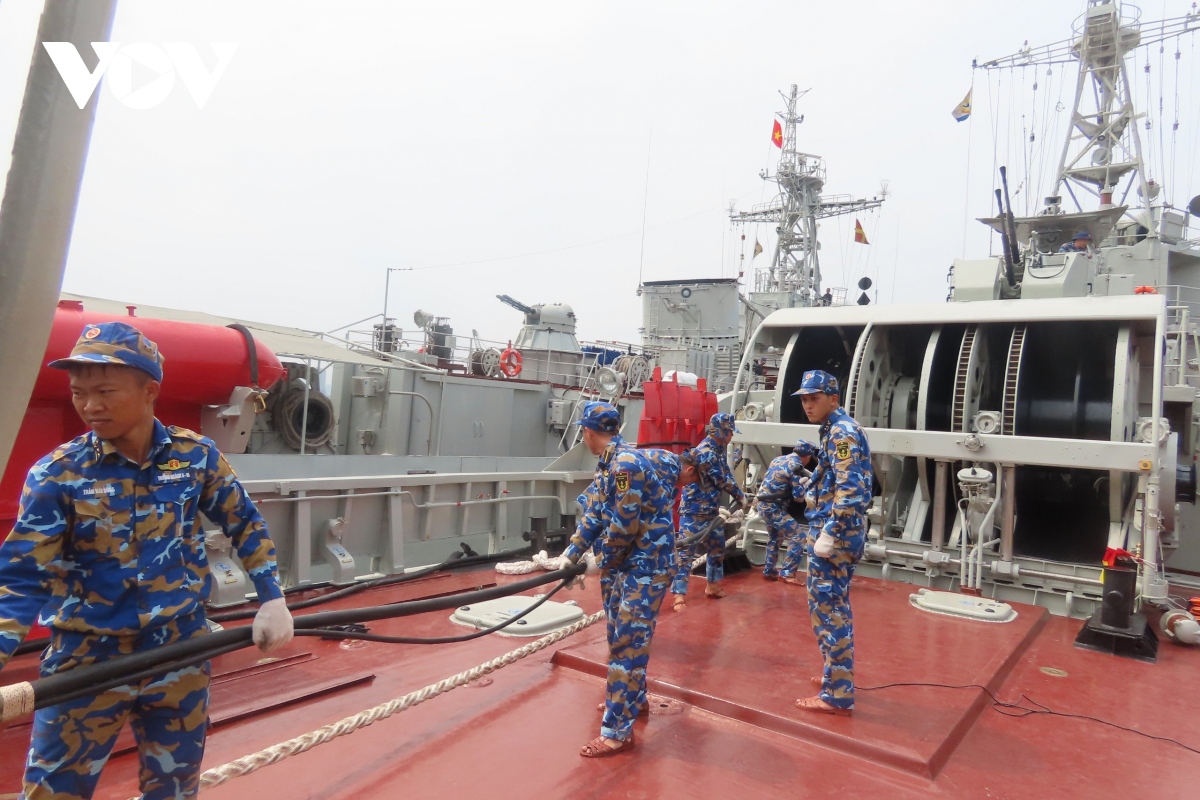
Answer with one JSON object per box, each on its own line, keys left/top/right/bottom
{"left": 1159, "top": 285, "right": 1200, "bottom": 388}
{"left": 335, "top": 326, "right": 609, "bottom": 388}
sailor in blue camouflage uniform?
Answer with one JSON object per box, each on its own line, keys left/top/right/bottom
{"left": 756, "top": 441, "right": 817, "bottom": 581}
{"left": 0, "top": 322, "right": 294, "bottom": 800}
{"left": 790, "top": 370, "right": 872, "bottom": 716}
{"left": 670, "top": 412, "right": 748, "bottom": 609}
{"left": 562, "top": 403, "right": 694, "bottom": 757}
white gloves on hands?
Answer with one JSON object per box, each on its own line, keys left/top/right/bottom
{"left": 813, "top": 532, "right": 837, "bottom": 559}
{"left": 252, "top": 597, "right": 294, "bottom": 653}
{"left": 566, "top": 551, "right": 598, "bottom": 590}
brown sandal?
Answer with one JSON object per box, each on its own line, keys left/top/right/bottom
{"left": 673, "top": 598, "right": 687, "bottom": 612}
{"left": 795, "top": 695, "right": 852, "bottom": 716}
{"left": 580, "top": 733, "right": 635, "bottom": 757}
{"left": 704, "top": 586, "right": 727, "bottom": 599}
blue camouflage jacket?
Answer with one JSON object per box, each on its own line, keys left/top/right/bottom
{"left": 0, "top": 421, "right": 283, "bottom": 667}
{"left": 680, "top": 435, "right": 746, "bottom": 518}
{"left": 564, "top": 439, "right": 677, "bottom": 571}
{"left": 756, "top": 452, "right": 809, "bottom": 506}
{"left": 805, "top": 406, "right": 872, "bottom": 541}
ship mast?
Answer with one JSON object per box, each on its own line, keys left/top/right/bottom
{"left": 978, "top": 1, "right": 1200, "bottom": 217}
{"left": 731, "top": 85, "right": 884, "bottom": 307}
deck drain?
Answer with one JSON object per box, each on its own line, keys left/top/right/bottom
{"left": 1039, "top": 667, "right": 1069, "bottom": 677}
{"left": 646, "top": 694, "right": 684, "bottom": 716}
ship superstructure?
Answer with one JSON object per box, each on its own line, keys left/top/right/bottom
{"left": 732, "top": 1, "right": 1200, "bottom": 627}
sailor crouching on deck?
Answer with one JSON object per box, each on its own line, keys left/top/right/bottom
{"left": 0, "top": 322, "right": 294, "bottom": 800}
{"left": 561, "top": 402, "right": 694, "bottom": 757}
{"left": 791, "top": 370, "right": 872, "bottom": 717}
{"left": 756, "top": 441, "right": 817, "bottom": 583}
{"left": 669, "top": 412, "right": 749, "bottom": 611}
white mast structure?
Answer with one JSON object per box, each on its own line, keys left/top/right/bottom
{"left": 731, "top": 85, "right": 885, "bottom": 308}
{"left": 978, "top": 1, "right": 1199, "bottom": 222}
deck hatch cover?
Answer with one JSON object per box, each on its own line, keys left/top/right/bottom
{"left": 450, "top": 594, "right": 584, "bottom": 636}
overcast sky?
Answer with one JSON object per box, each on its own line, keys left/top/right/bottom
{"left": 1, "top": 0, "right": 1197, "bottom": 347}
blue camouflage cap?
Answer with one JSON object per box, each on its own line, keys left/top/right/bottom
{"left": 577, "top": 401, "right": 621, "bottom": 433}
{"left": 793, "top": 440, "right": 818, "bottom": 459}
{"left": 707, "top": 412, "right": 740, "bottom": 436}
{"left": 1072, "top": 230, "right": 1092, "bottom": 240}
{"left": 792, "top": 369, "right": 839, "bottom": 396}
{"left": 48, "top": 322, "right": 164, "bottom": 381}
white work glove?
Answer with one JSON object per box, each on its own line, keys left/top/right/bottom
{"left": 566, "top": 551, "right": 598, "bottom": 590}
{"left": 252, "top": 597, "right": 294, "bottom": 653}
{"left": 813, "top": 532, "right": 837, "bottom": 559}
{"left": 717, "top": 507, "right": 733, "bottom": 523}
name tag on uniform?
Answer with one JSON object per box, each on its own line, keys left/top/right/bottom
{"left": 153, "top": 469, "right": 197, "bottom": 485}
{"left": 81, "top": 485, "right": 117, "bottom": 497}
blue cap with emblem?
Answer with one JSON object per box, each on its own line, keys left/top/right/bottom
{"left": 48, "top": 322, "right": 165, "bottom": 381}
{"left": 791, "top": 369, "right": 839, "bottom": 396}
{"left": 1072, "top": 230, "right": 1092, "bottom": 241}
{"left": 793, "top": 440, "right": 818, "bottom": 458}
{"left": 577, "top": 401, "right": 622, "bottom": 433}
{"left": 707, "top": 412, "right": 740, "bottom": 435}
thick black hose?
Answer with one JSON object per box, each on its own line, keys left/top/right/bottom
{"left": 208, "top": 545, "right": 531, "bottom": 622}
{"left": 12, "top": 546, "right": 533, "bottom": 660}
{"left": 43, "top": 579, "right": 573, "bottom": 708}
{"left": 295, "top": 578, "right": 570, "bottom": 645}
{"left": 25, "top": 563, "right": 584, "bottom": 710}
{"left": 676, "top": 507, "right": 736, "bottom": 549}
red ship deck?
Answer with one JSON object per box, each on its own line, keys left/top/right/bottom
{"left": 3, "top": 568, "right": 1199, "bottom": 799}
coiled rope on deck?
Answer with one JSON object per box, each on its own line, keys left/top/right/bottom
{"left": 191, "top": 609, "right": 604, "bottom": 793}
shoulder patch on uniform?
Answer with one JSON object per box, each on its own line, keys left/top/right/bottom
{"left": 168, "top": 426, "right": 206, "bottom": 442}
{"left": 615, "top": 471, "right": 630, "bottom": 493}
{"left": 835, "top": 440, "right": 850, "bottom": 460}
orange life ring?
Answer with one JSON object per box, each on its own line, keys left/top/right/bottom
{"left": 500, "top": 347, "right": 523, "bottom": 378}
{"left": 1134, "top": 285, "right": 1158, "bottom": 294}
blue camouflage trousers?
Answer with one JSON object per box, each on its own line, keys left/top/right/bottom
{"left": 670, "top": 513, "right": 723, "bottom": 595}
{"left": 807, "top": 527, "right": 865, "bottom": 710}
{"left": 23, "top": 613, "right": 212, "bottom": 800}
{"left": 758, "top": 503, "right": 808, "bottom": 578}
{"left": 599, "top": 567, "right": 669, "bottom": 741}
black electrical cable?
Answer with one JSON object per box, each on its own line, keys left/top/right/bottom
{"left": 858, "top": 682, "right": 1200, "bottom": 757}
{"left": 676, "top": 502, "right": 742, "bottom": 548}
{"left": 21, "top": 563, "right": 584, "bottom": 712}
{"left": 295, "top": 577, "right": 571, "bottom": 645}
{"left": 208, "top": 545, "right": 532, "bottom": 622}
{"left": 12, "top": 545, "right": 533, "bottom": 659}
{"left": 42, "top": 576, "right": 579, "bottom": 708}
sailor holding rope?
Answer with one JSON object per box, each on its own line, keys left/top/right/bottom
{"left": 670, "top": 412, "right": 749, "bottom": 611}
{"left": 756, "top": 441, "right": 817, "bottom": 583}
{"left": 0, "top": 322, "right": 294, "bottom": 799}
{"left": 561, "top": 402, "right": 695, "bottom": 757}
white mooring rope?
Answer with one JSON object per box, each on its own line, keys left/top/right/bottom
{"left": 181, "top": 609, "right": 604, "bottom": 794}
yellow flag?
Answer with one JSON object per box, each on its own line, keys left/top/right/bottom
{"left": 952, "top": 89, "right": 972, "bottom": 122}
{"left": 753, "top": 239, "right": 763, "bottom": 258}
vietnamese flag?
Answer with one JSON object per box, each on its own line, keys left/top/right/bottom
{"left": 854, "top": 219, "right": 869, "bottom": 245}
{"left": 771, "top": 120, "right": 783, "bottom": 148}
